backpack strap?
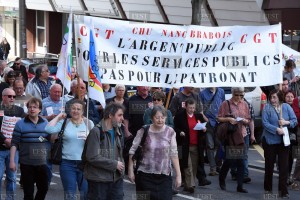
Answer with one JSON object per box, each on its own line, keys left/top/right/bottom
{"left": 96, "top": 123, "right": 105, "bottom": 140}
{"left": 139, "top": 125, "right": 150, "bottom": 147}
{"left": 226, "top": 100, "right": 233, "bottom": 115}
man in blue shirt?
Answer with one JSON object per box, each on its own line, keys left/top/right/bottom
{"left": 200, "top": 87, "right": 225, "bottom": 175}
{"left": 41, "top": 84, "right": 67, "bottom": 120}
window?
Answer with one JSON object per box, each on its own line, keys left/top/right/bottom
{"left": 36, "top": 11, "right": 45, "bottom": 48}
{"left": 283, "top": 30, "right": 300, "bottom": 52}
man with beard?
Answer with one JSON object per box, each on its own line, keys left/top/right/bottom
{"left": 82, "top": 102, "right": 125, "bottom": 199}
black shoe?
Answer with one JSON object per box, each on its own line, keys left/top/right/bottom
{"left": 199, "top": 179, "right": 211, "bottom": 186}
{"left": 219, "top": 179, "right": 226, "bottom": 190}
{"left": 243, "top": 177, "right": 251, "bottom": 183}
{"left": 280, "top": 194, "right": 290, "bottom": 199}
{"left": 287, "top": 179, "right": 294, "bottom": 186}
{"left": 183, "top": 187, "right": 194, "bottom": 193}
{"left": 172, "top": 189, "right": 179, "bottom": 195}
{"left": 237, "top": 187, "right": 248, "bottom": 193}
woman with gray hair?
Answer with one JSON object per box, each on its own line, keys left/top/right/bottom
{"left": 128, "top": 105, "right": 181, "bottom": 200}
{"left": 106, "top": 84, "right": 127, "bottom": 105}
{"left": 106, "top": 84, "right": 130, "bottom": 136}
{"left": 217, "top": 87, "right": 251, "bottom": 193}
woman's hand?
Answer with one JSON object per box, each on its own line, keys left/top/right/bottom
{"left": 57, "top": 112, "right": 67, "bottom": 121}
{"left": 128, "top": 168, "right": 135, "bottom": 183}
{"left": 277, "top": 128, "right": 284, "bottom": 135}
{"left": 242, "top": 119, "right": 249, "bottom": 124}
{"left": 250, "top": 135, "right": 256, "bottom": 144}
{"left": 175, "top": 175, "right": 182, "bottom": 189}
{"left": 279, "top": 119, "right": 290, "bottom": 126}
{"left": 228, "top": 118, "right": 237, "bottom": 125}
{"left": 180, "top": 132, "right": 185, "bottom": 136}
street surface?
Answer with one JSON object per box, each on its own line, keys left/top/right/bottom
{"left": 2, "top": 146, "right": 300, "bottom": 200}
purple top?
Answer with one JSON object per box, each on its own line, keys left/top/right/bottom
{"left": 129, "top": 125, "right": 178, "bottom": 175}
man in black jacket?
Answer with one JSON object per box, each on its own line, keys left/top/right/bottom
{"left": 11, "top": 57, "right": 28, "bottom": 83}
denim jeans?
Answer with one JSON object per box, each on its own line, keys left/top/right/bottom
{"left": 87, "top": 179, "right": 123, "bottom": 200}
{"left": 230, "top": 135, "right": 249, "bottom": 177}
{"left": 60, "top": 159, "right": 88, "bottom": 200}
{"left": 0, "top": 150, "right": 19, "bottom": 199}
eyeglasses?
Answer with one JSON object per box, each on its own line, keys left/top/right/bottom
{"left": 153, "top": 98, "right": 162, "bottom": 102}
{"left": 4, "top": 95, "right": 16, "bottom": 99}
{"left": 14, "top": 87, "right": 24, "bottom": 90}
{"left": 234, "top": 94, "right": 244, "bottom": 97}
{"left": 42, "top": 70, "right": 50, "bottom": 73}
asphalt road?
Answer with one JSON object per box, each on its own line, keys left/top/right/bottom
{"left": 2, "top": 163, "right": 299, "bottom": 200}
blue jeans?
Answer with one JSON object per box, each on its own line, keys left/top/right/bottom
{"left": 87, "top": 179, "right": 123, "bottom": 200}
{"left": 0, "top": 150, "right": 19, "bottom": 199}
{"left": 230, "top": 134, "right": 249, "bottom": 177}
{"left": 60, "top": 159, "right": 88, "bottom": 200}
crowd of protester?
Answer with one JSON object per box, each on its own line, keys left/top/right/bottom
{"left": 0, "top": 57, "right": 299, "bottom": 200}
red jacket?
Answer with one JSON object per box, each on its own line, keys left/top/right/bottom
{"left": 291, "top": 97, "right": 300, "bottom": 127}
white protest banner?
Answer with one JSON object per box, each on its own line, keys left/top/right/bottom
{"left": 74, "top": 15, "right": 282, "bottom": 87}
{"left": 1, "top": 116, "right": 21, "bottom": 138}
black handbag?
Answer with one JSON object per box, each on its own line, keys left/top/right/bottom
{"left": 215, "top": 100, "right": 238, "bottom": 143}
{"left": 50, "top": 118, "right": 68, "bottom": 165}
{"left": 225, "top": 100, "right": 238, "bottom": 134}
{"left": 132, "top": 125, "right": 150, "bottom": 174}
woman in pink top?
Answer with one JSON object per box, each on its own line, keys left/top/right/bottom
{"left": 128, "top": 105, "right": 181, "bottom": 200}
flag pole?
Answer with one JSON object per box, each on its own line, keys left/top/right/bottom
{"left": 60, "top": 10, "right": 73, "bottom": 113}
{"left": 71, "top": 12, "right": 80, "bottom": 99}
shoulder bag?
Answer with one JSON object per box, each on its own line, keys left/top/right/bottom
{"left": 50, "top": 118, "right": 68, "bottom": 165}
{"left": 215, "top": 100, "right": 238, "bottom": 143}
{"left": 132, "top": 125, "right": 150, "bottom": 174}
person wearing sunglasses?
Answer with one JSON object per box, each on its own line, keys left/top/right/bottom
{"left": 11, "top": 57, "right": 28, "bottom": 83}
{"left": 0, "top": 88, "right": 25, "bottom": 198}
{"left": 143, "top": 91, "right": 174, "bottom": 128}
{"left": 217, "top": 87, "right": 251, "bottom": 193}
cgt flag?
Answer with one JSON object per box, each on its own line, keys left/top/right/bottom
{"left": 57, "top": 13, "right": 72, "bottom": 92}
{"left": 88, "top": 29, "right": 106, "bottom": 108}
